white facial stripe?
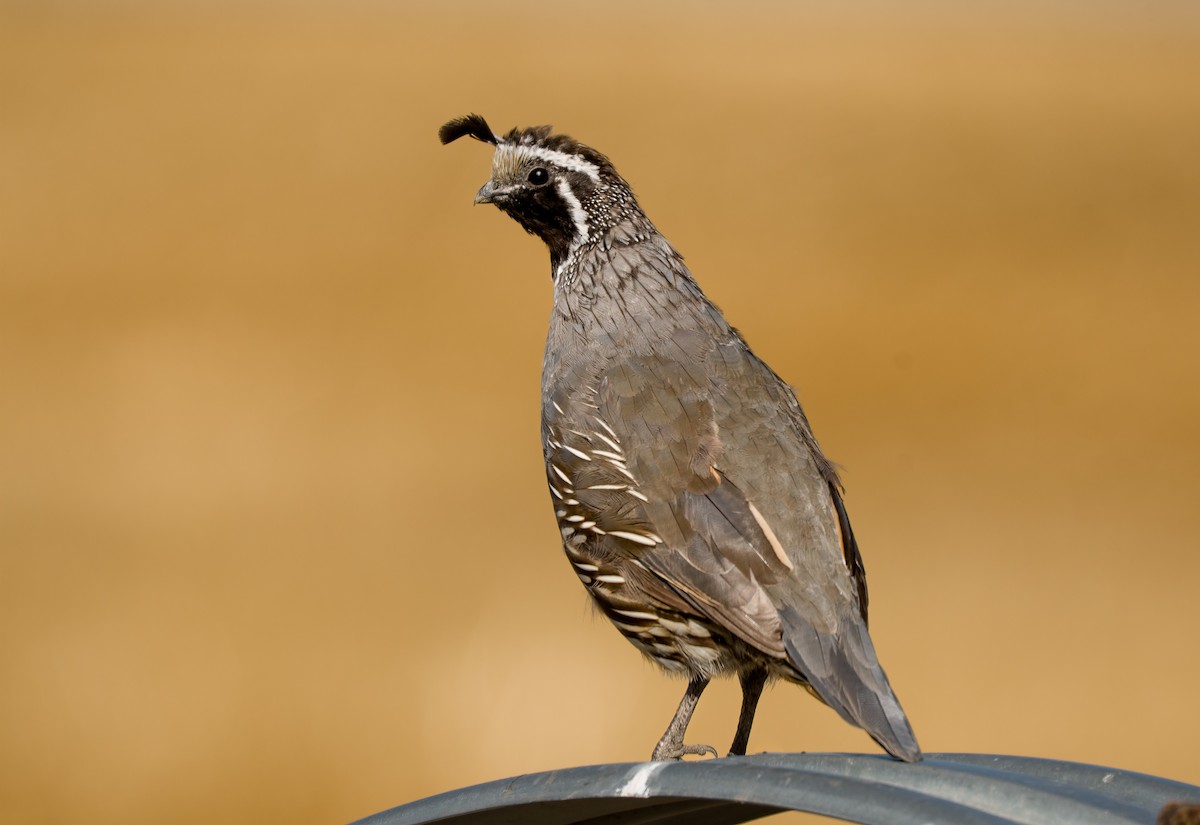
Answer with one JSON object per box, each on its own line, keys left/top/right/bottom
{"left": 515, "top": 145, "right": 600, "bottom": 182}
{"left": 555, "top": 178, "right": 590, "bottom": 244}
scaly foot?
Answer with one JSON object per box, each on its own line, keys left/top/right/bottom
{"left": 651, "top": 741, "right": 718, "bottom": 761}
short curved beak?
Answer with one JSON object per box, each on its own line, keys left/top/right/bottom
{"left": 474, "top": 180, "right": 508, "bottom": 205}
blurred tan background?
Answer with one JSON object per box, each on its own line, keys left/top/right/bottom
{"left": 2, "top": 1, "right": 1198, "bottom": 823}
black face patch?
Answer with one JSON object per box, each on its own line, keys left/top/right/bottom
{"left": 495, "top": 173, "right": 585, "bottom": 265}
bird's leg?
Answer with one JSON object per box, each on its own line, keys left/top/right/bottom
{"left": 729, "top": 666, "right": 768, "bottom": 756}
{"left": 651, "top": 675, "right": 717, "bottom": 760}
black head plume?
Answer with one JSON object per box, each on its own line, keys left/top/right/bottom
{"left": 439, "top": 114, "right": 500, "bottom": 146}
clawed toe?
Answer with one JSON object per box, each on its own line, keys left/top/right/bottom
{"left": 652, "top": 742, "right": 718, "bottom": 761}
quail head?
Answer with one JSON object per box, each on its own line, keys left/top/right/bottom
{"left": 439, "top": 114, "right": 922, "bottom": 762}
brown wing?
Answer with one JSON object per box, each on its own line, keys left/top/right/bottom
{"left": 592, "top": 342, "right": 800, "bottom": 659}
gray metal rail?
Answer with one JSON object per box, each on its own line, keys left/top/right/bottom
{"left": 353, "top": 753, "right": 1200, "bottom": 825}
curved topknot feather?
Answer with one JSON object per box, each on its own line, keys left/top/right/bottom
{"left": 439, "top": 114, "right": 499, "bottom": 146}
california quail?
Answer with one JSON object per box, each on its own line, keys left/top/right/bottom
{"left": 439, "top": 114, "right": 922, "bottom": 762}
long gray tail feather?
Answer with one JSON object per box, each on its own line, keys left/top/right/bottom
{"left": 779, "top": 604, "right": 922, "bottom": 762}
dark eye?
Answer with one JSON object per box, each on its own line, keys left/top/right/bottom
{"left": 528, "top": 167, "right": 549, "bottom": 185}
